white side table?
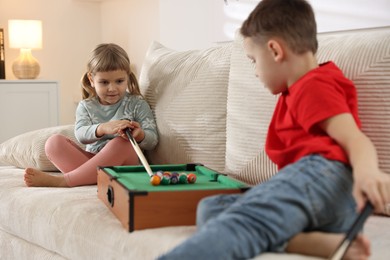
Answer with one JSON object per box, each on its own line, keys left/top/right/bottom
{"left": 0, "top": 80, "right": 59, "bottom": 143}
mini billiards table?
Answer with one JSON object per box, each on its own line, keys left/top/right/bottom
{"left": 97, "top": 163, "right": 250, "bottom": 232}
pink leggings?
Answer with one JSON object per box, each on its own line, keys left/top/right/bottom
{"left": 45, "top": 134, "right": 139, "bottom": 187}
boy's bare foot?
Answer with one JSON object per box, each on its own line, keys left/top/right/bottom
{"left": 343, "top": 234, "right": 371, "bottom": 260}
{"left": 24, "top": 168, "right": 69, "bottom": 187}
{"left": 286, "top": 231, "right": 370, "bottom": 260}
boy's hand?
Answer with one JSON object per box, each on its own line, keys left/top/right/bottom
{"left": 319, "top": 113, "right": 390, "bottom": 215}
{"left": 353, "top": 169, "right": 390, "bottom": 214}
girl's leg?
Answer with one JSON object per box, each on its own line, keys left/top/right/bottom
{"left": 24, "top": 134, "right": 93, "bottom": 187}
{"left": 45, "top": 134, "right": 94, "bottom": 173}
{"left": 25, "top": 136, "right": 138, "bottom": 187}
{"left": 64, "top": 136, "right": 138, "bottom": 186}
{"left": 157, "top": 155, "right": 358, "bottom": 260}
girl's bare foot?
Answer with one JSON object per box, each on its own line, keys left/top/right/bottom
{"left": 24, "top": 168, "right": 69, "bottom": 187}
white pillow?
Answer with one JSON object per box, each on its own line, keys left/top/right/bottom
{"left": 139, "top": 41, "right": 233, "bottom": 172}
{"left": 0, "top": 125, "right": 83, "bottom": 171}
{"left": 226, "top": 28, "right": 390, "bottom": 187}
{"left": 317, "top": 28, "right": 390, "bottom": 216}
{"left": 224, "top": 32, "right": 278, "bottom": 185}
{"left": 226, "top": 28, "right": 390, "bottom": 215}
{"left": 317, "top": 28, "right": 390, "bottom": 177}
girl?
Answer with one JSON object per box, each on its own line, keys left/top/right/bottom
{"left": 24, "top": 43, "right": 158, "bottom": 187}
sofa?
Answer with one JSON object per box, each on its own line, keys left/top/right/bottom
{"left": 0, "top": 26, "right": 389, "bottom": 259}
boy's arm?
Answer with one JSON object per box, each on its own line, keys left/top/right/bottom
{"left": 320, "top": 113, "right": 390, "bottom": 213}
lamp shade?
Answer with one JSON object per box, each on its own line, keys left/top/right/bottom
{"left": 8, "top": 20, "right": 42, "bottom": 49}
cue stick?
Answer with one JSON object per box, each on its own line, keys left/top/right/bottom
{"left": 328, "top": 202, "right": 374, "bottom": 260}
{"left": 125, "top": 128, "right": 154, "bottom": 177}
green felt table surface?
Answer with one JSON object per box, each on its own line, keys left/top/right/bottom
{"left": 101, "top": 164, "right": 249, "bottom": 192}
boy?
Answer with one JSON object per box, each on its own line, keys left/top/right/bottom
{"left": 158, "top": 0, "right": 390, "bottom": 259}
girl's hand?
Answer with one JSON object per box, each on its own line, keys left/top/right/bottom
{"left": 96, "top": 120, "right": 144, "bottom": 142}
{"left": 96, "top": 120, "right": 131, "bottom": 137}
{"left": 118, "top": 120, "right": 145, "bottom": 143}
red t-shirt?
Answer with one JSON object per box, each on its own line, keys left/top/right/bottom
{"left": 266, "top": 62, "right": 361, "bottom": 170}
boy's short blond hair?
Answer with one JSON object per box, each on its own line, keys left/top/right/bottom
{"left": 240, "top": 0, "right": 318, "bottom": 55}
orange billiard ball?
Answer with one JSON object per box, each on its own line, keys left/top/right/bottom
{"left": 150, "top": 175, "right": 161, "bottom": 186}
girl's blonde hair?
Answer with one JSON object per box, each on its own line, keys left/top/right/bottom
{"left": 81, "top": 43, "right": 141, "bottom": 99}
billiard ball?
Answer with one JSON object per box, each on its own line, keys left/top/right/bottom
{"left": 156, "top": 171, "right": 163, "bottom": 178}
{"left": 179, "top": 173, "right": 188, "bottom": 184}
{"left": 187, "top": 173, "right": 197, "bottom": 184}
{"left": 150, "top": 175, "right": 161, "bottom": 186}
{"left": 170, "top": 175, "right": 179, "bottom": 185}
{"left": 163, "top": 171, "right": 172, "bottom": 178}
{"left": 161, "top": 175, "right": 171, "bottom": 185}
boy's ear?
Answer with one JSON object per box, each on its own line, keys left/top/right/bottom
{"left": 267, "top": 39, "right": 284, "bottom": 62}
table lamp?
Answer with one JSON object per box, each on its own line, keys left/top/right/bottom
{"left": 8, "top": 19, "right": 42, "bottom": 79}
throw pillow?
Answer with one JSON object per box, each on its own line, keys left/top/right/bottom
{"left": 317, "top": 28, "right": 390, "bottom": 175}
{"left": 138, "top": 41, "right": 233, "bottom": 172}
{"left": 225, "top": 32, "right": 278, "bottom": 185}
{"left": 317, "top": 28, "right": 390, "bottom": 216}
{"left": 0, "top": 125, "right": 82, "bottom": 171}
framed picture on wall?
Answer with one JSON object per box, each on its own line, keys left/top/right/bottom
{"left": 0, "top": 28, "right": 5, "bottom": 79}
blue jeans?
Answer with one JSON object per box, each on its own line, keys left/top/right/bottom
{"left": 157, "top": 155, "right": 358, "bottom": 260}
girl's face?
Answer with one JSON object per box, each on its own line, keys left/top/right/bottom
{"left": 89, "top": 70, "right": 128, "bottom": 105}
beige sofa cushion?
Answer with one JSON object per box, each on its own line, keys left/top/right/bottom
{"left": 318, "top": 27, "right": 390, "bottom": 215}
{"left": 0, "top": 125, "right": 83, "bottom": 171}
{"left": 225, "top": 33, "right": 278, "bottom": 185}
{"left": 226, "top": 27, "right": 390, "bottom": 214}
{"left": 317, "top": 27, "right": 390, "bottom": 180}
{"left": 139, "top": 41, "right": 232, "bottom": 172}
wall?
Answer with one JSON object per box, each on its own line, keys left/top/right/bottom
{"left": 160, "top": 0, "right": 390, "bottom": 48}
{"left": 159, "top": 0, "right": 215, "bottom": 51}
{"left": 311, "top": 0, "right": 390, "bottom": 33}
{"left": 100, "top": 0, "right": 159, "bottom": 76}
{"left": 0, "top": 0, "right": 159, "bottom": 125}
{"left": 0, "top": 0, "right": 102, "bottom": 125}
{"left": 1, "top": 0, "right": 389, "bottom": 126}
